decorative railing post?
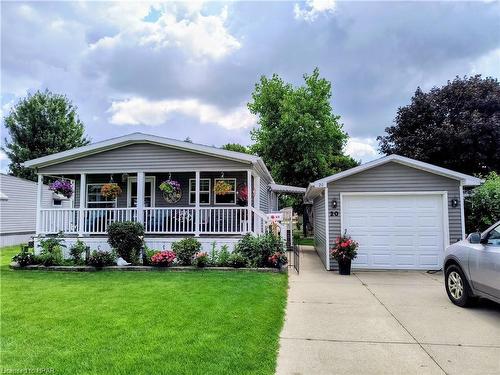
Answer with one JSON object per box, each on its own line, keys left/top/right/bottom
{"left": 194, "top": 171, "right": 200, "bottom": 237}
{"left": 36, "top": 174, "right": 43, "bottom": 235}
{"left": 137, "top": 172, "right": 145, "bottom": 227}
{"left": 78, "top": 173, "right": 86, "bottom": 236}
{"left": 247, "top": 170, "right": 253, "bottom": 233}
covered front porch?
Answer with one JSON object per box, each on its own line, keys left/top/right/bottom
{"left": 36, "top": 169, "right": 270, "bottom": 237}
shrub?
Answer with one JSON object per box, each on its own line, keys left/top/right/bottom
{"left": 193, "top": 252, "right": 209, "bottom": 268}
{"left": 172, "top": 238, "right": 202, "bottom": 265}
{"left": 12, "top": 246, "right": 36, "bottom": 267}
{"left": 217, "top": 245, "right": 231, "bottom": 267}
{"left": 87, "top": 250, "right": 115, "bottom": 267}
{"left": 466, "top": 172, "right": 500, "bottom": 233}
{"left": 38, "top": 236, "right": 65, "bottom": 266}
{"left": 268, "top": 251, "right": 287, "bottom": 268}
{"left": 228, "top": 253, "right": 247, "bottom": 268}
{"left": 150, "top": 250, "right": 176, "bottom": 267}
{"left": 107, "top": 221, "right": 144, "bottom": 264}
{"left": 236, "top": 233, "right": 285, "bottom": 267}
{"left": 208, "top": 242, "right": 219, "bottom": 266}
{"left": 143, "top": 247, "right": 157, "bottom": 265}
{"left": 69, "top": 239, "right": 87, "bottom": 265}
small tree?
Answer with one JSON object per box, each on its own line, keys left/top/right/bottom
{"left": 221, "top": 143, "right": 252, "bottom": 154}
{"left": 107, "top": 222, "right": 144, "bottom": 263}
{"left": 466, "top": 172, "right": 500, "bottom": 233}
{"left": 2, "top": 90, "right": 90, "bottom": 181}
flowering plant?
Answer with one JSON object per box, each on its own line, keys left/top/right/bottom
{"left": 193, "top": 251, "right": 209, "bottom": 268}
{"left": 268, "top": 251, "right": 287, "bottom": 268}
{"left": 159, "top": 179, "right": 182, "bottom": 203}
{"left": 150, "top": 250, "right": 176, "bottom": 267}
{"left": 214, "top": 180, "right": 233, "bottom": 195}
{"left": 330, "top": 234, "right": 358, "bottom": 262}
{"left": 49, "top": 179, "right": 73, "bottom": 198}
{"left": 101, "top": 183, "right": 122, "bottom": 199}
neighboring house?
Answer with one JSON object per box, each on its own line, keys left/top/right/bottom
{"left": 305, "top": 155, "right": 482, "bottom": 271}
{"left": 0, "top": 173, "right": 72, "bottom": 246}
{"left": 23, "top": 133, "right": 302, "bottom": 253}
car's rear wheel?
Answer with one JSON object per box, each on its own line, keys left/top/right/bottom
{"left": 445, "top": 265, "right": 474, "bottom": 307}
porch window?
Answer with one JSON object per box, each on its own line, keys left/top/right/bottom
{"left": 87, "top": 184, "right": 117, "bottom": 208}
{"left": 128, "top": 176, "right": 155, "bottom": 207}
{"left": 214, "top": 178, "right": 237, "bottom": 205}
{"left": 189, "top": 179, "right": 211, "bottom": 205}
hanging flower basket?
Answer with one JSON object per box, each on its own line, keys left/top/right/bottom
{"left": 237, "top": 183, "right": 248, "bottom": 206}
{"left": 101, "top": 183, "right": 122, "bottom": 199}
{"left": 159, "top": 179, "right": 182, "bottom": 203}
{"left": 49, "top": 179, "right": 73, "bottom": 198}
{"left": 214, "top": 180, "right": 233, "bottom": 196}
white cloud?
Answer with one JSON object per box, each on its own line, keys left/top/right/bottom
{"left": 294, "top": 0, "right": 336, "bottom": 22}
{"left": 470, "top": 48, "right": 500, "bottom": 77}
{"left": 0, "top": 150, "right": 7, "bottom": 161}
{"left": 90, "top": 4, "right": 240, "bottom": 60}
{"left": 108, "top": 97, "right": 255, "bottom": 130}
{"left": 345, "top": 137, "right": 379, "bottom": 162}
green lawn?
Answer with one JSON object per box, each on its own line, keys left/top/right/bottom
{"left": 0, "top": 246, "right": 287, "bottom": 374}
{"left": 296, "top": 237, "right": 314, "bottom": 246}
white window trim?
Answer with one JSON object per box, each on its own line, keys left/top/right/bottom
{"left": 127, "top": 176, "right": 156, "bottom": 208}
{"left": 86, "top": 183, "right": 118, "bottom": 208}
{"left": 189, "top": 178, "right": 211, "bottom": 205}
{"left": 214, "top": 178, "right": 237, "bottom": 205}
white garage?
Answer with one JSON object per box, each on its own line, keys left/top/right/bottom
{"left": 306, "top": 155, "right": 483, "bottom": 271}
{"left": 341, "top": 193, "right": 447, "bottom": 269}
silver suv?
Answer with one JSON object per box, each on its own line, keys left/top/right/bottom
{"left": 444, "top": 221, "right": 500, "bottom": 307}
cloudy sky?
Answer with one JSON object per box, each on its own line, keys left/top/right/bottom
{"left": 1, "top": 0, "right": 499, "bottom": 171}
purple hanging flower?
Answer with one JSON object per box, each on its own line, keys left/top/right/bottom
{"left": 49, "top": 179, "right": 73, "bottom": 198}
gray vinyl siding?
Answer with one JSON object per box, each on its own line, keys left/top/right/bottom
{"left": 0, "top": 174, "right": 70, "bottom": 236}
{"left": 259, "top": 175, "right": 272, "bottom": 213}
{"left": 326, "top": 162, "right": 462, "bottom": 270}
{"left": 38, "top": 143, "right": 251, "bottom": 174}
{"left": 313, "top": 192, "right": 327, "bottom": 267}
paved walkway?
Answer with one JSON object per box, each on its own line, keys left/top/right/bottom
{"left": 276, "top": 246, "right": 500, "bottom": 375}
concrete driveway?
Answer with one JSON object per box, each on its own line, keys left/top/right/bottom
{"left": 277, "top": 246, "right": 500, "bottom": 375}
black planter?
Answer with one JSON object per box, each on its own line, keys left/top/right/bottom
{"left": 338, "top": 259, "right": 351, "bottom": 275}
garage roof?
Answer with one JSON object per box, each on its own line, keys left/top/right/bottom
{"left": 269, "top": 183, "right": 306, "bottom": 194}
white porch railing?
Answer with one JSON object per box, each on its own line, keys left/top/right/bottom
{"left": 39, "top": 207, "right": 268, "bottom": 236}
{"left": 39, "top": 209, "right": 80, "bottom": 234}
{"left": 83, "top": 208, "right": 137, "bottom": 234}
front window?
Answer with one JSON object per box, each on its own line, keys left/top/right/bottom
{"left": 486, "top": 225, "right": 500, "bottom": 246}
{"left": 214, "top": 178, "right": 236, "bottom": 205}
{"left": 189, "top": 179, "right": 211, "bottom": 205}
{"left": 87, "top": 184, "right": 117, "bottom": 208}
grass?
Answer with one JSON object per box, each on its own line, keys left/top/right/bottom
{"left": 296, "top": 237, "right": 314, "bottom": 246}
{"left": 0, "top": 246, "right": 287, "bottom": 374}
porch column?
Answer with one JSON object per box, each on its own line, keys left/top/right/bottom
{"left": 36, "top": 174, "right": 43, "bottom": 235}
{"left": 194, "top": 171, "right": 200, "bottom": 237}
{"left": 254, "top": 174, "right": 261, "bottom": 233}
{"left": 137, "top": 172, "right": 145, "bottom": 226}
{"left": 78, "top": 173, "right": 86, "bottom": 236}
{"left": 247, "top": 170, "right": 253, "bottom": 233}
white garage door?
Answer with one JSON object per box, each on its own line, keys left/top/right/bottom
{"left": 341, "top": 194, "right": 446, "bottom": 270}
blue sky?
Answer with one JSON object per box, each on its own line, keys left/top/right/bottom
{"left": 1, "top": 1, "right": 499, "bottom": 172}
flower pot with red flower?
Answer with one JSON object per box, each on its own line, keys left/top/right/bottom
{"left": 150, "top": 250, "right": 176, "bottom": 267}
{"left": 100, "top": 183, "right": 122, "bottom": 199}
{"left": 330, "top": 233, "right": 358, "bottom": 275}
{"left": 268, "top": 251, "right": 287, "bottom": 269}
{"left": 159, "top": 179, "right": 182, "bottom": 203}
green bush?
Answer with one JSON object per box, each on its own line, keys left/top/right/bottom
{"left": 69, "top": 239, "right": 87, "bottom": 265}
{"left": 466, "top": 172, "right": 500, "bottom": 233}
{"left": 193, "top": 252, "right": 209, "bottom": 268}
{"left": 38, "top": 236, "right": 65, "bottom": 266}
{"left": 172, "top": 238, "right": 202, "bottom": 265}
{"left": 217, "top": 245, "right": 231, "bottom": 267}
{"left": 12, "top": 247, "right": 36, "bottom": 267}
{"left": 208, "top": 242, "right": 219, "bottom": 266}
{"left": 143, "top": 246, "right": 157, "bottom": 266}
{"left": 235, "top": 233, "right": 285, "bottom": 267}
{"left": 87, "top": 250, "right": 116, "bottom": 267}
{"left": 228, "top": 253, "right": 247, "bottom": 268}
{"left": 107, "top": 222, "right": 144, "bottom": 264}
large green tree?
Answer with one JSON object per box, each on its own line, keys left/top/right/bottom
{"left": 2, "top": 90, "right": 90, "bottom": 181}
{"left": 248, "top": 68, "right": 358, "bottom": 188}
{"left": 378, "top": 75, "right": 500, "bottom": 175}
{"left": 221, "top": 143, "right": 252, "bottom": 154}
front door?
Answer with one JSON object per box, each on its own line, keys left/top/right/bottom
{"left": 127, "top": 176, "right": 155, "bottom": 207}
{"left": 469, "top": 223, "right": 500, "bottom": 299}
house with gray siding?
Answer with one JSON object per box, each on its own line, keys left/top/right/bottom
{"left": 305, "top": 155, "right": 482, "bottom": 271}
{"left": 23, "top": 133, "right": 299, "bottom": 253}
{"left": 0, "top": 174, "right": 72, "bottom": 246}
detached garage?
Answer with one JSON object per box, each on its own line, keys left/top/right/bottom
{"left": 305, "top": 155, "right": 482, "bottom": 271}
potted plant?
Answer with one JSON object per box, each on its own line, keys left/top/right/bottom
{"left": 49, "top": 179, "right": 73, "bottom": 198}
{"left": 331, "top": 234, "right": 358, "bottom": 275}
{"left": 159, "top": 179, "right": 182, "bottom": 203}
{"left": 101, "top": 183, "right": 122, "bottom": 199}
{"left": 214, "top": 180, "right": 232, "bottom": 196}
